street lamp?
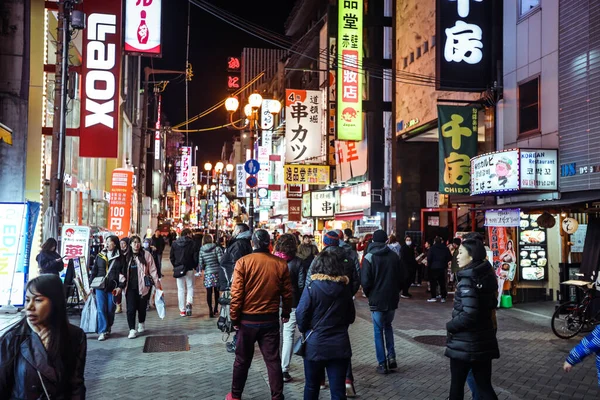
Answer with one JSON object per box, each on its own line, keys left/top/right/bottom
{"left": 224, "top": 92, "right": 281, "bottom": 230}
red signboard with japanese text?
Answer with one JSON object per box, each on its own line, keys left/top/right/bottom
{"left": 108, "top": 169, "right": 134, "bottom": 237}
{"left": 80, "top": 0, "right": 122, "bottom": 158}
{"left": 124, "top": 0, "right": 162, "bottom": 56}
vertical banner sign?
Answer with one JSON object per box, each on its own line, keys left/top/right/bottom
{"left": 337, "top": 0, "right": 363, "bottom": 141}
{"left": 124, "top": 0, "right": 162, "bottom": 55}
{"left": 80, "top": 0, "right": 122, "bottom": 158}
{"left": 59, "top": 225, "right": 91, "bottom": 282}
{"left": 154, "top": 94, "right": 162, "bottom": 160}
{"left": 487, "top": 226, "right": 516, "bottom": 282}
{"left": 285, "top": 90, "right": 322, "bottom": 163}
{"left": 328, "top": 36, "right": 337, "bottom": 165}
{"left": 236, "top": 164, "right": 247, "bottom": 198}
{"left": 436, "top": 0, "right": 493, "bottom": 91}
{"left": 227, "top": 56, "right": 241, "bottom": 93}
{"left": 108, "top": 169, "right": 134, "bottom": 237}
{"left": 178, "top": 146, "right": 192, "bottom": 186}
{"left": 261, "top": 99, "right": 277, "bottom": 130}
{"left": 289, "top": 199, "right": 302, "bottom": 222}
{"left": 438, "top": 105, "right": 478, "bottom": 194}
{"left": 518, "top": 213, "right": 548, "bottom": 281}
{"left": 0, "top": 204, "right": 26, "bottom": 306}
{"left": 335, "top": 139, "right": 368, "bottom": 183}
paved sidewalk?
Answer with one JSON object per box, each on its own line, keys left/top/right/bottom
{"left": 6, "top": 249, "right": 599, "bottom": 399}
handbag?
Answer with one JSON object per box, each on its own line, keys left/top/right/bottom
{"left": 293, "top": 298, "right": 336, "bottom": 357}
{"left": 173, "top": 265, "right": 186, "bottom": 278}
{"left": 90, "top": 259, "right": 116, "bottom": 290}
{"left": 144, "top": 263, "right": 155, "bottom": 287}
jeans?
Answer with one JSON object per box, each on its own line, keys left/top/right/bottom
{"left": 176, "top": 270, "right": 195, "bottom": 311}
{"left": 281, "top": 308, "right": 297, "bottom": 373}
{"left": 304, "top": 358, "right": 349, "bottom": 400}
{"left": 232, "top": 322, "right": 283, "bottom": 400}
{"left": 371, "top": 310, "right": 396, "bottom": 365}
{"left": 467, "top": 369, "right": 480, "bottom": 400}
{"left": 126, "top": 289, "right": 148, "bottom": 330}
{"left": 449, "top": 358, "right": 497, "bottom": 400}
{"left": 430, "top": 269, "right": 448, "bottom": 299}
{"left": 95, "top": 290, "right": 115, "bottom": 334}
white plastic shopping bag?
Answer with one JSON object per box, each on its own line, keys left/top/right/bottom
{"left": 80, "top": 293, "right": 98, "bottom": 333}
{"left": 155, "top": 288, "right": 166, "bottom": 319}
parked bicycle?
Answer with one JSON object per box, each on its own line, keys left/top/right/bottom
{"left": 552, "top": 281, "right": 600, "bottom": 339}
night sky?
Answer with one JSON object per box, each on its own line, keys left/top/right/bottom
{"left": 150, "top": 0, "right": 294, "bottom": 164}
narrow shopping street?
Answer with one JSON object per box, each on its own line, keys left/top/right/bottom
{"left": 63, "top": 252, "right": 600, "bottom": 400}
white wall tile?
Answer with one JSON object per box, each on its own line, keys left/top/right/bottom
{"left": 517, "top": 20, "right": 529, "bottom": 69}
{"left": 529, "top": 59, "right": 541, "bottom": 76}
{"left": 541, "top": 51, "right": 559, "bottom": 134}
{"left": 503, "top": 71, "right": 518, "bottom": 147}
{"left": 541, "top": 1, "right": 559, "bottom": 57}
{"left": 528, "top": 10, "right": 542, "bottom": 62}
{"left": 504, "top": 0, "right": 518, "bottom": 74}
{"left": 517, "top": 66, "right": 529, "bottom": 82}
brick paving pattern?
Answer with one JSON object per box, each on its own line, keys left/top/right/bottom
{"left": 3, "top": 249, "right": 600, "bottom": 399}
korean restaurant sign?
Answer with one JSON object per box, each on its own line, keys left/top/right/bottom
{"left": 80, "top": 0, "right": 122, "bottom": 158}
{"left": 436, "top": 0, "right": 494, "bottom": 91}
{"left": 438, "top": 105, "right": 478, "bottom": 194}
{"left": 471, "top": 149, "right": 558, "bottom": 195}
{"left": 108, "top": 169, "right": 134, "bottom": 237}
{"left": 484, "top": 209, "right": 520, "bottom": 227}
{"left": 178, "top": 146, "right": 192, "bottom": 186}
{"left": 124, "top": 0, "right": 162, "bottom": 56}
{"left": 311, "top": 191, "right": 335, "bottom": 217}
{"left": 339, "top": 181, "right": 371, "bottom": 212}
{"left": 60, "top": 225, "right": 91, "bottom": 280}
{"left": 236, "top": 164, "right": 247, "bottom": 198}
{"left": 284, "top": 164, "right": 330, "bottom": 185}
{"left": 285, "top": 90, "right": 322, "bottom": 163}
{"left": 337, "top": 0, "right": 363, "bottom": 141}
{"left": 335, "top": 139, "right": 367, "bottom": 183}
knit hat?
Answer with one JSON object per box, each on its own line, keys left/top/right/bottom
{"left": 372, "top": 230, "right": 388, "bottom": 243}
{"left": 323, "top": 231, "right": 340, "bottom": 247}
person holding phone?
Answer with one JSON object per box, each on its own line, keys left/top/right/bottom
{"left": 36, "top": 238, "right": 65, "bottom": 275}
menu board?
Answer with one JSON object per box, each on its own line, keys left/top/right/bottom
{"left": 518, "top": 212, "right": 548, "bottom": 281}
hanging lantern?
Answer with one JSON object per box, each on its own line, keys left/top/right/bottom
{"left": 536, "top": 212, "right": 556, "bottom": 229}
{"left": 561, "top": 217, "right": 579, "bottom": 234}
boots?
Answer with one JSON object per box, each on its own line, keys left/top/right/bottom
{"left": 209, "top": 308, "right": 214, "bottom": 318}
{"left": 185, "top": 303, "right": 192, "bottom": 316}
{"left": 213, "top": 305, "right": 219, "bottom": 317}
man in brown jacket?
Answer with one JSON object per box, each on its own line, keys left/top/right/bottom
{"left": 226, "top": 229, "right": 293, "bottom": 400}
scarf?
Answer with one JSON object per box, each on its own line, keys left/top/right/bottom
{"left": 274, "top": 251, "right": 293, "bottom": 261}
{"left": 27, "top": 319, "right": 51, "bottom": 350}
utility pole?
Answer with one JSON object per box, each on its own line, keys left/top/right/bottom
{"left": 49, "top": 0, "right": 72, "bottom": 237}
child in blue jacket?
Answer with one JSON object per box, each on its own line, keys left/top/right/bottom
{"left": 563, "top": 325, "right": 600, "bottom": 386}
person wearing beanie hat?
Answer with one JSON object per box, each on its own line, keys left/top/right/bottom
{"left": 323, "top": 231, "right": 340, "bottom": 247}
{"left": 361, "top": 229, "right": 404, "bottom": 374}
{"left": 227, "top": 229, "right": 293, "bottom": 400}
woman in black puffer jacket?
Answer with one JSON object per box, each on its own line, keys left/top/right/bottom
{"left": 446, "top": 238, "right": 499, "bottom": 400}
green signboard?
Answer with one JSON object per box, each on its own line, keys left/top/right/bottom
{"left": 337, "top": 0, "right": 363, "bottom": 141}
{"left": 438, "top": 105, "right": 478, "bottom": 194}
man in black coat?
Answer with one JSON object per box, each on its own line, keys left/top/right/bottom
{"left": 427, "top": 236, "right": 453, "bottom": 303}
{"left": 151, "top": 229, "right": 166, "bottom": 276}
{"left": 400, "top": 235, "right": 418, "bottom": 298}
{"left": 361, "top": 230, "right": 404, "bottom": 374}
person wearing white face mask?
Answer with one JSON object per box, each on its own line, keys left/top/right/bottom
{"left": 399, "top": 236, "right": 418, "bottom": 299}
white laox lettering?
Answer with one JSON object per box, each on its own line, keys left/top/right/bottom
{"left": 85, "top": 13, "right": 117, "bottom": 129}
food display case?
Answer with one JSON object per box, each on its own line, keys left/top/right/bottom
{"left": 518, "top": 212, "right": 549, "bottom": 281}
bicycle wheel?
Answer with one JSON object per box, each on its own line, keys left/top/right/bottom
{"left": 552, "top": 301, "right": 584, "bottom": 339}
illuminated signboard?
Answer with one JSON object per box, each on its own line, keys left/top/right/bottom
{"left": 337, "top": 0, "right": 363, "bottom": 141}
{"left": 124, "top": 0, "right": 162, "bottom": 56}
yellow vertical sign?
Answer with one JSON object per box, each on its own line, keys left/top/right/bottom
{"left": 337, "top": 0, "right": 363, "bottom": 141}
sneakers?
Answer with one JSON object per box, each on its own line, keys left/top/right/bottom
{"left": 411, "top": 283, "right": 417, "bottom": 287}
{"left": 376, "top": 363, "right": 389, "bottom": 374}
{"left": 436, "top": 295, "right": 442, "bottom": 299}
{"left": 319, "top": 380, "right": 328, "bottom": 390}
{"left": 180, "top": 311, "right": 187, "bottom": 317}
{"left": 226, "top": 341, "right": 236, "bottom": 353}
{"left": 345, "top": 380, "right": 357, "bottom": 397}
{"left": 137, "top": 323, "right": 145, "bottom": 333}
{"left": 400, "top": 294, "right": 411, "bottom": 299}
{"left": 98, "top": 333, "right": 106, "bottom": 341}
{"left": 115, "top": 304, "right": 122, "bottom": 314}
{"left": 427, "top": 298, "right": 438, "bottom": 302}
{"left": 388, "top": 358, "right": 398, "bottom": 369}
{"left": 128, "top": 329, "right": 137, "bottom": 339}
{"left": 225, "top": 393, "right": 240, "bottom": 400}
{"left": 441, "top": 298, "right": 447, "bottom": 303}
{"left": 416, "top": 283, "right": 422, "bottom": 287}
{"left": 185, "top": 303, "right": 192, "bottom": 316}
{"left": 283, "top": 371, "right": 293, "bottom": 382}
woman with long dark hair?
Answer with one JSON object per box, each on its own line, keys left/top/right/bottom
{"left": 125, "top": 235, "right": 161, "bottom": 339}
{"left": 198, "top": 234, "right": 223, "bottom": 317}
{"left": 90, "top": 234, "right": 126, "bottom": 341}
{"left": 0, "top": 274, "right": 86, "bottom": 398}
{"left": 446, "top": 238, "right": 499, "bottom": 400}
{"left": 275, "top": 233, "right": 307, "bottom": 383}
{"left": 36, "top": 238, "right": 64, "bottom": 275}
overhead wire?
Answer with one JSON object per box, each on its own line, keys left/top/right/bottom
{"left": 172, "top": 119, "right": 243, "bottom": 133}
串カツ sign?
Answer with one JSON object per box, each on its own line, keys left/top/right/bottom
{"left": 80, "top": 0, "right": 122, "bottom": 158}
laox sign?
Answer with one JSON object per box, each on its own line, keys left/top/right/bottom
{"left": 85, "top": 14, "right": 117, "bottom": 130}
{"left": 80, "top": 0, "right": 122, "bottom": 158}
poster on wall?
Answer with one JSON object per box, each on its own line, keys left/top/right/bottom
{"left": 518, "top": 212, "right": 548, "bottom": 281}
{"left": 487, "top": 226, "right": 516, "bottom": 281}
{"left": 59, "top": 225, "right": 91, "bottom": 283}
{"left": 438, "top": 105, "right": 478, "bottom": 194}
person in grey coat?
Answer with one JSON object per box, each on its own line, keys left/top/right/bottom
{"left": 199, "top": 234, "right": 224, "bottom": 317}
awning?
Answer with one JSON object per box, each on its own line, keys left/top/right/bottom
{"left": 334, "top": 211, "right": 364, "bottom": 221}
{"left": 471, "top": 191, "right": 600, "bottom": 211}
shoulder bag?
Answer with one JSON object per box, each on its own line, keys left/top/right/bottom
{"left": 90, "top": 259, "right": 116, "bottom": 290}
{"left": 293, "top": 297, "right": 337, "bottom": 357}
{"left": 144, "top": 260, "right": 155, "bottom": 287}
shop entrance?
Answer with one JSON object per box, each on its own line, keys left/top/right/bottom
{"left": 420, "top": 208, "right": 458, "bottom": 242}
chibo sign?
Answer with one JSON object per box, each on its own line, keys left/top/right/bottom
{"left": 80, "top": 1, "right": 122, "bottom": 158}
